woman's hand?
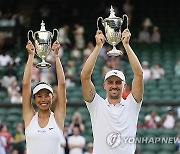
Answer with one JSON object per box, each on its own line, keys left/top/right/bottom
{"left": 26, "top": 41, "right": 35, "bottom": 55}
{"left": 121, "top": 28, "right": 131, "bottom": 45}
{"left": 52, "top": 41, "right": 60, "bottom": 57}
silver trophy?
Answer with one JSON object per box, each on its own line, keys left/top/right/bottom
{"left": 27, "top": 21, "right": 58, "bottom": 68}
{"left": 97, "top": 6, "right": 128, "bottom": 56}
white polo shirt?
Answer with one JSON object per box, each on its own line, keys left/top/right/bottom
{"left": 68, "top": 135, "right": 85, "bottom": 154}
{"left": 85, "top": 93, "right": 142, "bottom": 154}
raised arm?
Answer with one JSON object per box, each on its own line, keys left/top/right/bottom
{"left": 22, "top": 41, "right": 36, "bottom": 128}
{"left": 122, "top": 29, "right": 144, "bottom": 103}
{"left": 52, "top": 41, "right": 66, "bottom": 131}
{"left": 81, "top": 30, "right": 105, "bottom": 102}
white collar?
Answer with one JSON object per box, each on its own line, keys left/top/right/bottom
{"left": 105, "top": 98, "right": 125, "bottom": 107}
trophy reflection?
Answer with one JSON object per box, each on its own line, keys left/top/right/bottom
{"left": 97, "top": 6, "right": 128, "bottom": 56}
{"left": 27, "top": 21, "right": 58, "bottom": 68}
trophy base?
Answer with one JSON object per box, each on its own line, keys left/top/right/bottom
{"left": 107, "top": 49, "right": 123, "bottom": 57}
{"left": 36, "top": 61, "right": 51, "bottom": 69}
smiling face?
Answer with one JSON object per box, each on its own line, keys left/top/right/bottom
{"left": 103, "top": 76, "right": 126, "bottom": 99}
{"left": 34, "top": 89, "right": 53, "bottom": 111}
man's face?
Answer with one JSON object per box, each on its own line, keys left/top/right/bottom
{"left": 151, "top": 110, "right": 156, "bottom": 118}
{"left": 168, "top": 110, "right": 173, "bottom": 115}
{"left": 104, "top": 76, "right": 125, "bottom": 99}
{"left": 73, "top": 127, "right": 80, "bottom": 136}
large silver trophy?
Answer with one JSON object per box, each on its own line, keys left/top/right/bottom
{"left": 27, "top": 21, "right": 58, "bottom": 68}
{"left": 97, "top": 6, "right": 128, "bottom": 56}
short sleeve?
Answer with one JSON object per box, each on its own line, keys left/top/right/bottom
{"left": 126, "top": 93, "right": 142, "bottom": 116}
{"left": 81, "top": 136, "right": 86, "bottom": 146}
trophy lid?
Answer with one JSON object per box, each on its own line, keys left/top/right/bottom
{"left": 40, "top": 21, "right": 46, "bottom": 31}
{"left": 108, "top": 6, "right": 118, "bottom": 18}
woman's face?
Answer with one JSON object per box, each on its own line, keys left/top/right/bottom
{"left": 1, "top": 125, "right": 8, "bottom": 132}
{"left": 34, "top": 89, "right": 53, "bottom": 111}
{"left": 17, "top": 123, "right": 24, "bottom": 132}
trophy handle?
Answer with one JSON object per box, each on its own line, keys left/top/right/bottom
{"left": 122, "top": 14, "right": 129, "bottom": 29}
{"left": 52, "top": 29, "right": 59, "bottom": 41}
{"left": 27, "top": 30, "right": 34, "bottom": 41}
{"left": 97, "top": 17, "right": 105, "bottom": 30}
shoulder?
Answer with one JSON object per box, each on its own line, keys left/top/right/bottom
{"left": 85, "top": 93, "right": 103, "bottom": 104}
{"left": 126, "top": 93, "right": 137, "bottom": 102}
{"left": 145, "top": 115, "right": 151, "bottom": 120}
{"left": 25, "top": 112, "right": 37, "bottom": 130}
{"left": 155, "top": 116, "right": 161, "bottom": 121}
{"left": 125, "top": 93, "right": 142, "bottom": 111}
{"left": 68, "top": 135, "right": 75, "bottom": 141}
{"left": 79, "top": 135, "right": 85, "bottom": 142}
{"left": 80, "top": 135, "right": 85, "bottom": 139}
{"left": 0, "top": 136, "right": 6, "bottom": 142}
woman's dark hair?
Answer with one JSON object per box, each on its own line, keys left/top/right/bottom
{"left": 0, "top": 123, "right": 7, "bottom": 131}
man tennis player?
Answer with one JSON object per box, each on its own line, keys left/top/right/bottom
{"left": 81, "top": 29, "right": 143, "bottom": 154}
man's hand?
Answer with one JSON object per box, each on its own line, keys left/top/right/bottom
{"left": 26, "top": 41, "right": 35, "bottom": 55}
{"left": 52, "top": 41, "right": 60, "bottom": 57}
{"left": 95, "top": 30, "right": 106, "bottom": 47}
{"left": 121, "top": 28, "right": 131, "bottom": 45}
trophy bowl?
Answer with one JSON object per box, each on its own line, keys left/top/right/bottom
{"left": 97, "top": 6, "right": 128, "bottom": 57}
{"left": 27, "top": 21, "right": 58, "bottom": 68}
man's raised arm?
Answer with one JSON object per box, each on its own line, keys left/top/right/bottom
{"left": 122, "top": 29, "right": 144, "bottom": 103}
{"left": 81, "top": 30, "right": 105, "bottom": 102}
